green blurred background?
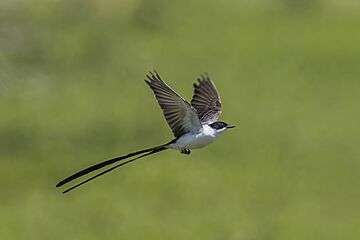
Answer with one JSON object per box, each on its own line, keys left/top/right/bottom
{"left": 1, "top": 0, "right": 359, "bottom": 239}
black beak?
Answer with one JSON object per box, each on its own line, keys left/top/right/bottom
{"left": 226, "top": 124, "right": 235, "bottom": 129}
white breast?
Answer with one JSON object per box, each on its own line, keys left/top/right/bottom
{"left": 169, "top": 125, "right": 218, "bottom": 150}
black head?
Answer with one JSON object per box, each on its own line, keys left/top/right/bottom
{"left": 209, "top": 121, "right": 235, "bottom": 130}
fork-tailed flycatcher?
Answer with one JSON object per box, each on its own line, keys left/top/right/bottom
{"left": 56, "top": 71, "right": 235, "bottom": 193}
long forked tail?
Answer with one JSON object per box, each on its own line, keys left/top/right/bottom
{"left": 56, "top": 143, "right": 170, "bottom": 193}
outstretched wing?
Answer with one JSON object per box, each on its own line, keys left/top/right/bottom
{"left": 191, "top": 73, "right": 222, "bottom": 124}
{"left": 145, "top": 71, "right": 202, "bottom": 138}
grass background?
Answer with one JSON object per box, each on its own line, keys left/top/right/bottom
{"left": 1, "top": 0, "right": 359, "bottom": 239}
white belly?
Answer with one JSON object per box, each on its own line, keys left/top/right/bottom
{"left": 169, "top": 126, "right": 218, "bottom": 150}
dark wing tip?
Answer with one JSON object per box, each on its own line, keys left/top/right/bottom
{"left": 146, "top": 70, "right": 163, "bottom": 82}
{"left": 153, "top": 69, "right": 160, "bottom": 77}
{"left": 198, "top": 72, "right": 211, "bottom": 82}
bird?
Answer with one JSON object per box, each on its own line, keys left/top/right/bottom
{"left": 56, "top": 71, "right": 235, "bottom": 193}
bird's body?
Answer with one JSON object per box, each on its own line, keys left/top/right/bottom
{"left": 169, "top": 125, "right": 219, "bottom": 150}
{"left": 56, "top": 71, "right": 234, "bottom": 193}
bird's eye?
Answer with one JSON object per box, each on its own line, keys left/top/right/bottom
{"left": 210, "top": 121, "right": 226, "bottom": 129}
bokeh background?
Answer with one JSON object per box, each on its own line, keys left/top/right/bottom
{"left": 1, "top": 0, "right": 359, "bottom": 239}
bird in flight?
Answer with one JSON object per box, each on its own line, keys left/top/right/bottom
{"left": 56, "top": 71, "right": 235, "bottom": 193}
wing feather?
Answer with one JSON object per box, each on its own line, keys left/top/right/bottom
{"left": 191, "top": 73, "right": 222, "bottom": 124}
{"left": 145, "top": 71, "right": 202, "bottom": 138}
